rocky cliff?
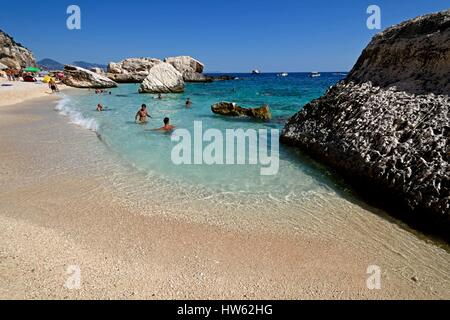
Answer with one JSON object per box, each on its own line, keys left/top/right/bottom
{"left": 280, "top": 10, "right": 450, "bottom": 236}
{"left": 0, "top": 29, "right": 36, "bottom": 68}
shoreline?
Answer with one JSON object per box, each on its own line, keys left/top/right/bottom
{"left": 0, "top": 94, "right": 449, "bottom": 299}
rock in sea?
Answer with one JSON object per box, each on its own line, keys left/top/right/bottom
{"left": 211, "top": 102, "right": 272, "bottom": 121}
{"left": 63, "top": 65, "right": 118, "bottom": 88}
{"left": 107, "top": 57, "right": 162, "bottom": 83}
{"left": 139, "top": 62, "right": 185, "bottom": 94}
{"left": 164, "top": 56, "right": 211, "bottom": 83}
{"left": 280, "top": 9, "right": 450, "bottom": 236}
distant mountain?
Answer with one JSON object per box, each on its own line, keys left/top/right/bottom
{"left": 37, "top": 58, "right": 65, "bottom": 70}
{"left": 73, "top": 61, "right": 107, "bottom": 70}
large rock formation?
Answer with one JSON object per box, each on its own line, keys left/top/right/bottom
{"left": 139, "top": 62, "right": 184, "bottom": 93}
{"left": 164, "top": 56, "right": 211, "bottom": 82}
{"left": 63, "top": 65, "right": 118, "bottom": 88}
{"left": 212, "top": 102, "right": 272, "bottom": 121}
{"left": 280, "top": 10, "right": 450, "bottom": 235}
{"left": 90, "top": 67, "right": 105, "bottom": 75}
{"left": 107, "top": 57, "right": 162, "bottom": 83}
{"left": 0, "top": 29, "right": 36, "bottom": 69}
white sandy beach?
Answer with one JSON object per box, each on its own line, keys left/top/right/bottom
{"left": 0, "top": 79, "right": 67, "bottom": 107}
{"left": 0, "top": 89, "right": 449, "bottom": 299}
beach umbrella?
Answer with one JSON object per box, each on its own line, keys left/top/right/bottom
{"left": 24, "top": 67, "right": 41, "bottom": 73}
{"left": 0, "top": 62, "right": 8, "bottom": 70}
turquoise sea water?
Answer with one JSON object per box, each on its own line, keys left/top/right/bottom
{"left": 57, "top": 73, "right": 346, "bottom": 196}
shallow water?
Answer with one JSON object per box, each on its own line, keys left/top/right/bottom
{"left": 9, "top": 92, "right": 449, "bottom": 298}
{"left": 56, "top": 73, "right": 344, "bottom": 197}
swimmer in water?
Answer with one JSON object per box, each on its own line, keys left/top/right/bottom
{"left": 185, "top": 98, "right": 192, "bottom": 108}
{"left": 152, "top": 117, "right": 176, "bottom": 131}
{"left": 97, "top": 103, "right": 104, "bottom": 112}
{"left": 135, "top": 104, "right": 152, "bottom": 123}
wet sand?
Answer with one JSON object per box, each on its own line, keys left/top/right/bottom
{"left": 0, "top": 96, "right": 449, "bottom": 299}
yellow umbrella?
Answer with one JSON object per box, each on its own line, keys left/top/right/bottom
{"left": 43, "top": 75, "right": 54, "bottom": 83}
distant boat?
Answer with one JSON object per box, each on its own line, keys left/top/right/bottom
{"left": 251, "top": 69, "right": 260, "bottom": 74}
{"left": 310, "top": 71, "right": 321, "bottom": 78}
{"left": 278, "top": 72, "right": 288, "bottom": 77}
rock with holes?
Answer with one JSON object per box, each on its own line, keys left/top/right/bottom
{"left": 280, "top": 9, "right": 450, "bottom": 235}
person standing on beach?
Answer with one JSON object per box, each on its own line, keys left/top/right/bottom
{"left": 135, "top": 104, "right": 152, "bottom": 123}
{"left": 49, "top": 78, "right": 59, "bottom": 93}
{"left": 6, "top": 69, "right": 12, "bottom": 81}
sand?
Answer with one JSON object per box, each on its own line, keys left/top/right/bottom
{"left": 0, "top": 94, "right": 449, "bottom": 300}
{"left": 0, "top": 78, "right": 68, "bottom": 107}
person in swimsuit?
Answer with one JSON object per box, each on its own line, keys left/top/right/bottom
{"left": 135, "top": 104, "right": 152, "bottom": 123}
{"left": 153, "top": 117, "right": 176, "bottom": 131}
{"left": 97, "top": 104, "right": 104, "bottom": 112}
{"left": 185, "top": 98, "right": 192, "bottom": 108}
{"left": 49, "top": 78, "right": 59, "bottom": 93}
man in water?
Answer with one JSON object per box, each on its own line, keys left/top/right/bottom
{"left": 185, "top": 98, "right": 192, "bottom": 108}
{"left": 135, "top": 104, "right": 152, "bottom": 123}
{"left": 153, "top": 117, "right": 176, "bottom": 131}
{"left": 97, "top": 103, "right": 104, "bottom": 112}
{"left": 157, "top": 93, "right": 162, "bottom": 100}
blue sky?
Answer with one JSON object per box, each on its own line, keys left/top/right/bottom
{"left": 0, "top": 0, "right": 448, "bottom": 72}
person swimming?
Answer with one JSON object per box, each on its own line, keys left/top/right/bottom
{"left": 97, "top": 103, "right": 104, "bottom": 112}
{"left": 185, "top": 98, "right": 192, "bottom": 108}
{"left": 135, "top": 104, "right": 152, "bottom": 123}
{"left": 153, "top": 117, "right": 176, "bottom": 131}
{"left": 157, "top": 93, "right": 162, "bottom": 100}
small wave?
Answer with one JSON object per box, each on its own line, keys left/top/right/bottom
{"left": 55, "top": 95, "right": 99, "bottom": 132}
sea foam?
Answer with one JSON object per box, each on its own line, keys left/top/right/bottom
{"left": 55, "top": 95, "right": 99, "bottom": 132}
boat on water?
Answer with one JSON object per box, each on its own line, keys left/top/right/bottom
{"left": 310, "top": 71, "right": 321, "bottom": 78}
{"left": 251, "top": 69, "right": 260, "bottom": 74}
{"left": 278, "top": 72, "right": 288, "bottom": 77}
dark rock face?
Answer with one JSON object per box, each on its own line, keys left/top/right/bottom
{"left": 0, "top": 29, "right": 36, "bottom": 69}
{"left": 212, "top": 102, "right": 272, "bottom": 121}
{"left": 280, "top": 10, "right": 450, "bottom": 235}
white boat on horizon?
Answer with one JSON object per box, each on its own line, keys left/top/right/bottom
{"left": 310, "top": 71, "right": 321, "bottom": 78}
{"left": 251, "top": 69, "right": 260, "bottom": 74}
{"left": 278, "top": 72, "right": 289, "bottom": 77}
